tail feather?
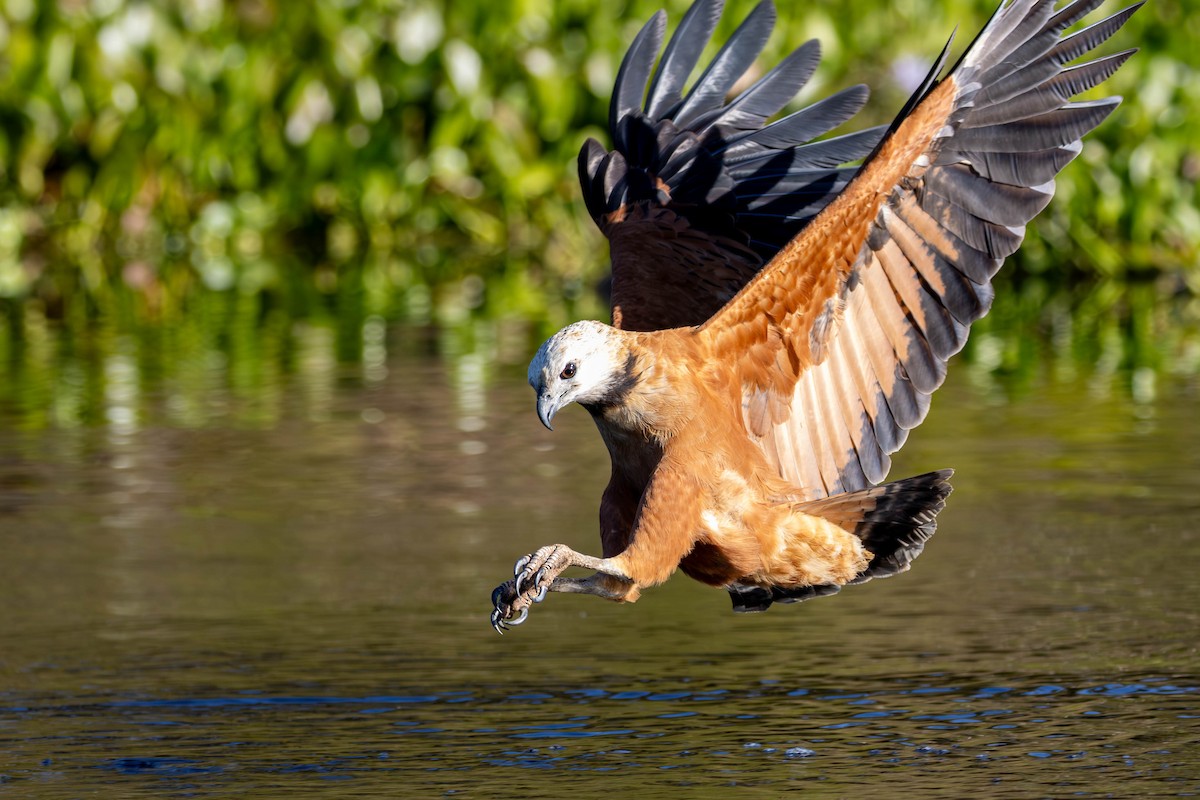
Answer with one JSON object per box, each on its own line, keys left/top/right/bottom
{"left": 727, "top": 469, "right": 954, "bottom": 613}
{"left": 845, "top": 468, "right": 953, "bottom": 583}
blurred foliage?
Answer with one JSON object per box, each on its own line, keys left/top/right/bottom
{"left": 0, "top": 0, "right": 1195, "bottom": 389}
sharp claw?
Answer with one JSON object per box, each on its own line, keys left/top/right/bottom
{"left": 508, "top": 606, "right": 530, "bottom": 626}
{"left": 535, "top": 566, "right": 547, "bottom": 588}
{"left": 534, "top": 584, "right": 548, "bottom": 603}
{"left": 491, "top": 609, "right": 507, "bottom": 635}
{"left": 513, "top": 555, "right": 531, "bottom": 579}
{"left": 513, "top": 555, "right": 533, "bottom": 594}
{"left": 491, "top": 585, "right": 506, "bottom": 607}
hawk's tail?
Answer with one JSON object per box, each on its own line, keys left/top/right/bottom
{"left": 728, "top": 469, "right": 953, "bottom": 612}
{"left": 808, "top": 469, "right": 954, "bottom": 584}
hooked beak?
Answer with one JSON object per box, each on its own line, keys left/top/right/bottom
{"left": 536, "top": 391, "right": 560, "bottom": 431}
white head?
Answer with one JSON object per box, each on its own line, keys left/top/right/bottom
{"left": 527, "top": 320, "right": 637, "bottom": 429}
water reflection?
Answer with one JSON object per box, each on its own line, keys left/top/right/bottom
{"left": 0, "top": 320, "right": 1197, "bottom": 795}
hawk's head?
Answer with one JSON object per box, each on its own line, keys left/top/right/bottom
{"left": 527, "top": 320, "right": 638, "bottom": 430}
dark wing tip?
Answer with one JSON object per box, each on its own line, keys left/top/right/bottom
{"left": 610, "top": 10, "right": 668, "bottom": 138}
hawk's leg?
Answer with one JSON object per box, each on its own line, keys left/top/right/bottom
{"left": 490, "top": 544, "right": 635, "bottom": 633}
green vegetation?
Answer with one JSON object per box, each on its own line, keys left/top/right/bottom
{"left": 0, "top": 0, "right": 1195, "bottom": 427}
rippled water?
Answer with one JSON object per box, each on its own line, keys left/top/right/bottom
{"left": 0, "top": 326, "right": 1197, "bottom": 796}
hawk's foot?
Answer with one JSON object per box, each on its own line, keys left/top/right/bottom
{"left": 489, "top": 576, "right": 549, "bottom": 634}
{"left": 490, "top": 544, "right": 584, "bottom": 633}
{"left": 512, "top": 544, "right": 577, "bottom": 598}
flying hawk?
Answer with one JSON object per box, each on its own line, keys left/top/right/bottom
{"left": 491, "top": 0, "right": 1139, "bottom": 632}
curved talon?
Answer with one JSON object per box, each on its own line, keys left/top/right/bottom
{"left": 513, "top": 555, "right": 532, "bottom": 579}
{"left": 534, "top": 584, "right": 549, "bottom": 603}
{"left": 490, "top": 609, "right": 508, "bottom": 635}
{"left": 507, "top": 606, "right": 530, "bottom": 626}
{"left": 535, "top": 566, "right": 548, "bottom": 588}
{"left": 491, "top": 585, "right": 506, "bottom": 608}
{"left": 514, "top": 557, "right": 533, "bottom": 595}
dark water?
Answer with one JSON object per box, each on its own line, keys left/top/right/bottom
{"left": 0, "top": 324, "right": 1198, "bottom": 797}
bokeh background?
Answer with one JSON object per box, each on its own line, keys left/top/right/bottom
{"left": 0, "top": 0, "right": 1195, "bottom": 427}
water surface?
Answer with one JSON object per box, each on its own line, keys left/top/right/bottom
{"left": 0, "top": 326, "right": 1197, "bottom": 797}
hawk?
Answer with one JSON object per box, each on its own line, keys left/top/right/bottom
{"left": 491, "top": 0, "right": 1139, "bottom": 631}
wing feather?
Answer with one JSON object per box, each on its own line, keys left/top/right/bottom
{"left": 610, "top": 12, "right": 667, "bottom": 147}
{"left": 875, "top": 233, "right": 967, "bottom": 361}
{"left": 582, "top": 0, "right": 884, "bottom": 332}
{"left": 833, "top": 303, "right": 904, "bottom": 460}
{"left": 814, "top": 349, "right": 869, "bottom": 492}
{"left": 885, "top": 202, "right": 990, "bottom": 326}
{"left": 965, "top": 50, "right": 1134, "bottom": 126}
{"left": 644, "top": 0, "right": 723, "bottom": 120}
{"left": 950, "top": 99, "right": 1120, "bottom": 153}
{"left": 801, "top": 375, "right": 843, "bottom": 495}
{"left": 916, "top": 188, "right": 1027, "bottom": 258}
{"left": 727, "top": 126, "right": 888, "bottom": 172}
{"left": 699, "top": 0, "right": 1137, "bottom": 497}
{"left": 827, "top": 344, "right": 886, "bottom": 485}
{"left": 923, "top": 163, "right": 1055, "bottom": 226}
{"left": 850, "top": 276, "right": 928, "bottom": 431}
{"left": 705, "top": 39, "right": 823, "bottom": 128}
{"left": 861, "top": 250, "right": 945, "bottom": 397}
{"left": 719, "top": 85, "right": 871, "bottom": 156}
{"left": 674, "top": 1, "right": 776, "bottom": 128}
{"left": 937, "top": 141, "right": 1079, "bottom": 185}
{"left": 893, "top": 191, "right": 1002, "bottom": 283}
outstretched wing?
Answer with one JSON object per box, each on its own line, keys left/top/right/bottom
{"left": 699, "top": 0, "right": 1140, "bottom": 499}
{"left": 580, "top": 0, "right": 886, "bottom": 332}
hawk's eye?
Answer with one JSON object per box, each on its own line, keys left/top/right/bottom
{"left": 560, "top": 362, "right": 577, "bottom": 380}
